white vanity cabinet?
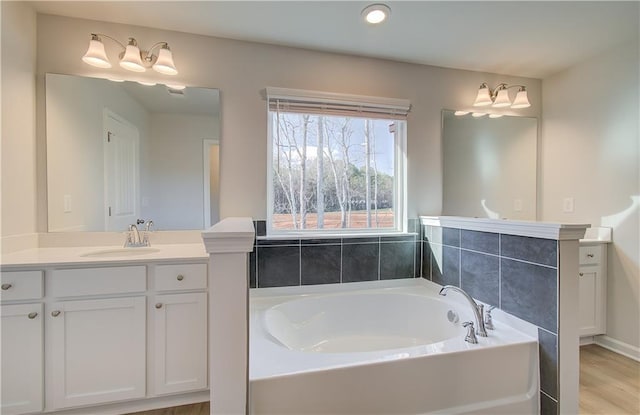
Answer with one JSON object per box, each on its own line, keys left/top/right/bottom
{"left": 151, "top": 264, "right": 208, "bottom": 395}
{"left": 578, "top": 244, "right": 607, "bottom": 337}
{"left": 47, "top": 266, "right": 147, "bottom": 409}
{"left": 1, "top": 271, "right": 44, "bottom": 415}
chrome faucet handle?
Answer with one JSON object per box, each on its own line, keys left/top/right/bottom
{"left": 462, "top": 321, "right": 478, "bottom": 344}
{"left": 144, "top": 220, "right": 154, "bottom": 232}
{"left": 484, "top": 305, "right": 496, "bottom": 330}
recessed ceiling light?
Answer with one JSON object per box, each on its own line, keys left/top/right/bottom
{"left": 362, "top": 4, "right": 391, "bottom": 24}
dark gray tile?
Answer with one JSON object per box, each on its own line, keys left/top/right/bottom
{"left": 380, "top": 235, "right": 415, "bottom": 243}
{"left": 501, "top": 235, "right": 557, "bottom": 267}
{"left": 432, "top": 245, "right": 460, "bottom": 287}
{"left": 460, "top": 251, "right": 499, "bottom": 306}
{"left": 443, "top": 227, "right": 460, "bottom": 247}
{"left": 501, "top": 258, "right": 558, "bottom": 333}
{"left": 539, "top": 329, "right": 558, "bottom": 399}
{"left": 300, "top": 238, "right": 341, "bottom": 245}
{"left": 257, "top": 246, "right": 300, "bottom": 287}
{"left": 540, "top": 392, "right": 558, "bottom": 415}
{"left": 461, "top": 230, "right": 499, "bottom": 255}
{"left": 254, "top": 220, "right": 266, "bottom": 237}
{"left": 301, "top": 245, "right": 341, "bottom": 285}
{"left": 249, "top": 247, "right": 256, "bottom": 288}
{"left": 257, "top": 238, "right": 299, "bottom": 246}
{"left": 380, "top": 242, "right": 414, "bottom": 279}
{"left": 421, "top": 241, "right": 431, "bottom": 280}
{"left": 342, "top": 243, "right": 379, "bottom": 282}
{"left": 342, "top": 237, "right": 379, "bottom": 245}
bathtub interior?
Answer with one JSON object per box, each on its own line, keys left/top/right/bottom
{"left": 264, "top": 292, "right": 468, "bottom": 353}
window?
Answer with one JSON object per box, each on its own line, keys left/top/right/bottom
{"left": 266, "top": 88, "right": 409, "bottom": 234}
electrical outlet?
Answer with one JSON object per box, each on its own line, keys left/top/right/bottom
{"left": 563, "top": 197, "right": 574, "bottom": 213}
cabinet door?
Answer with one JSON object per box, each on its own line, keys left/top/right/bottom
{"left": 153, "top": 292, "right": 207, "bottom": 395}
{"left": 48, "top": 297, "right": 146, "bottom": 409}
{"left": 1, "top": 304, "right": 43, "bottom": 415}
{"left": 579, "top": 268, "right": 600, "bottom": 336}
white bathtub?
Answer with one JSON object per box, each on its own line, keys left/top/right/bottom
{"left": 250, "top": 279, "right": 539, "bottom": 414}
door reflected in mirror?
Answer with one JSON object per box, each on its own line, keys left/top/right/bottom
{"left": 46, "top": 73, "right": 220, "bottom": 231}
{"left": 442, "top": 110, "right": 537, "bottom": 220}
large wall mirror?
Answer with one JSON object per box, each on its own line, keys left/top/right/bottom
{"left": 442, "top": 110, "right": 537, "bottom": 220}
{"left": 46, "top": 73, "right": 220, "bottom": 232}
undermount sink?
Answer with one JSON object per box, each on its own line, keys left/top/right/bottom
{"left": 81, "top": 247, "right": 161, "bottom": 258}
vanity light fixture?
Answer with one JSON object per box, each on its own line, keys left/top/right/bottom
{"left": 137, "top": 80, "right": 157, "bottom": 86}
{"left": 472, "top": 83, "right": 530, "bottom": 109}
{"left": 82, "top": 33, "right": 178, "bottom": 75}
{"left": 362, "top": 4, "right": 391, "bottom": 24}
{"left": 471, "top": 112, "right": 487, "bottom": 118}
{"left": 454, "top": 110, "right": 470, "bottom": 116}
{"left": 488, "top": 113, "right": 504, "bottom": 118}
{"left": 166, "top": 84, "right": 186, "bottom": 90}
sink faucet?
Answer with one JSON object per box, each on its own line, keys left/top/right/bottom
{"left": 439, "top": 285, "right": 488, "bottom": 337}
{"left": 124, "top": 224, "right": 149, "bottom": 247}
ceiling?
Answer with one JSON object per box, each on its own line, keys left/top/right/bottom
{"left": 31, "top": 1, "right": 639, "bottom": 79}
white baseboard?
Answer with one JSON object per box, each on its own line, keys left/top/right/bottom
{"left": 580, "top": 336, "right": 595, "bottom": 346}
{"left": 595, "top": 335, "right": 640, "bottom": 362}
{"left": 45, "top": 390, "right": 208, "bottom": 415}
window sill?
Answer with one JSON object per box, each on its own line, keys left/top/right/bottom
{"left": 257, "top": 231, "right": 418, "bottom": 241}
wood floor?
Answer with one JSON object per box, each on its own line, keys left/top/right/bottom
{"left": 580, "top": 344, "right": 640, "bottom": 414}
{"left": 129, "top": 345, "right": 639, "bottom": 415}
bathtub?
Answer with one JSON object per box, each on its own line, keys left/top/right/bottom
{"left": 249, "top": 279, "right": 539, "bottom": 414}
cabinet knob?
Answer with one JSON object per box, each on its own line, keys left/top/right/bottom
{"left": 587, "top": 253, "right": 594, "bottom": 258}
{"left": 177, "top": 275, "right": 184, "bottom": 281}
{"left": 155, "top": 303, "right": 163, "bottom": 309}
{"left": 28, "top": 312, "right": 38, "bottom": 319}
{"left": 1, "top": 283, "right": 12, "bottom": 290}
{"left": 51, "top": 310, "right": 61, "bottom": 317}
{"left": 579, "top": 272, "right": 584, "bottom": 277}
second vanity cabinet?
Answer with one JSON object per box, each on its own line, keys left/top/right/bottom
{"left": 578, "top": 243, "right": 607, "bottom": 337}
{"left": 1, "top": 256, "right": 209, "bottom": 415}
{"left": 152, "top": 264, "right": 208, "bottom": 395}
{"left": 47, "top": 266, "right": 148, "bottom": 409}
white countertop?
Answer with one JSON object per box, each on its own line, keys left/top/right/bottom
{"left": 0, "top": 243, "right": 208, "bottom": 268}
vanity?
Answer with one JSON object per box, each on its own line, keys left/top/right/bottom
{"left": 578, "top": 227, "right": 612, "bottom": 340}
{"left": 0, "top": 244, "right": 209, "bottom": 415}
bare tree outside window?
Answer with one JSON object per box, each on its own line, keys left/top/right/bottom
{"left": 270, "top": 111, "right": 399, "bottom": 230}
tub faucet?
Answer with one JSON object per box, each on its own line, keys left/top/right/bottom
{"left": 439, "top": 285, "right": 488, "bottom": 337}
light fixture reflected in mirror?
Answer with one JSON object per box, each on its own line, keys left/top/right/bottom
{"left": 472, "top": 82, "right": 531, "bottom": 109}
{"left": 82, "top": 33, "right": 178, "bottom": 76}
{"left": 472, "top": 112, "right": 487, "bottom": 118}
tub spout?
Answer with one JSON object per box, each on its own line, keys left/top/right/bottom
{"left": 439, "top": 285, "right": 488, "bottom": 337}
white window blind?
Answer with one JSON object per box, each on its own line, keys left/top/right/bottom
{"left": 266, "top": 87, "right": 411, "bottom": 120}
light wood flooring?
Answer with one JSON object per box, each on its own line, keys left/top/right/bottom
{"left": 580, "top": 344, "right": 640, "bottom": 414}
{"left": 129, "top": 345, "right": 639, "bottom": 415}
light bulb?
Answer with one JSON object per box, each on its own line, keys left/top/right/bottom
{"left": 362, "top": 4, "right": 391, "bottom": 24}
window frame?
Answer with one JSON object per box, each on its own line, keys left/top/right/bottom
{"left": 266, "top": 89, "right": 409, "bottom": 237}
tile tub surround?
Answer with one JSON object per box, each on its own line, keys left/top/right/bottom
{"left": 419, "top": 217, "right": 586, "bottom": 415}
{"left": 250, "top": 220, "right": 420, "bottom": 288}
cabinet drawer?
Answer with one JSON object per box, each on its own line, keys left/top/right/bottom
{"left": 579, "top": 246, "right": 601, "bottom": 265}
{"left": 155, "top": 264, "right": 207, "bottom": 292}
{"left": 50, "top": 266, "right": 146, "bottom": 297}
{"left": 0, "top": 271, "right": 43, "bottom": 301}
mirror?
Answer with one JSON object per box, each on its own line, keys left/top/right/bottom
{"left": 46, "top": 73, "right": 220, "bottom": 232}
{"left": 442, "top": 110, "right": 537, "bottom": 220}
